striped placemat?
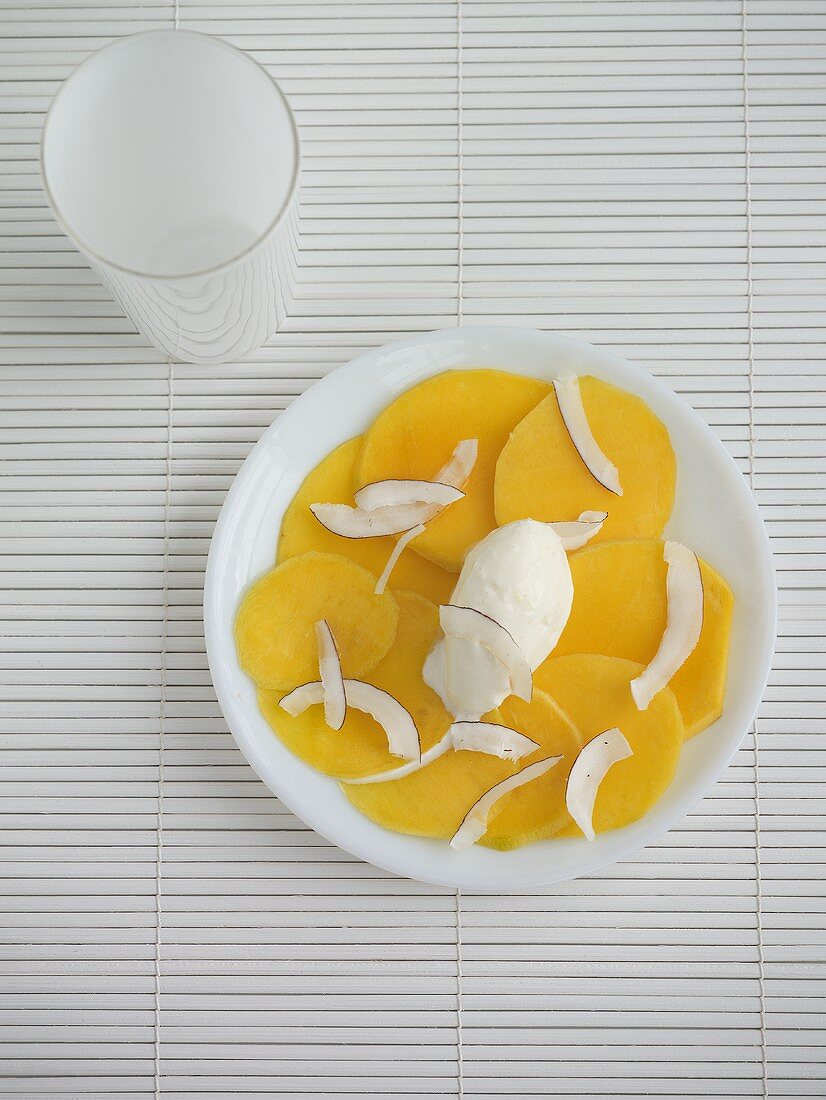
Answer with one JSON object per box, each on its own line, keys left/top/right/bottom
{"left": 1, "top": 2, "right": 823, "bottom": 1096}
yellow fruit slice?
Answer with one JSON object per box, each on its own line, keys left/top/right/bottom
{"left": 259, "top": 591, "right": 451, "bottom": 780}
{"left": 355, "top": 369, "right": 550, "bottom": 571}
{"left": 494, "top": 376, "right": 676, "bottom": 544}
{"left": 534, "top": 654, "right": 684, "bottom": 837}
{"left": 480, "top": 690, "right": 583, "bottom": 851}
{"left": 277, "top": 436, "right": 455, "bottom": 605}
{"left": 235, "top": 551, "right": 398, "bottom": 691}
{"left": 554, "top": 539, "right": 734, "bottom": 737}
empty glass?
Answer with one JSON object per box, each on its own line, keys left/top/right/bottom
{"left": 40, "top": 29, "right": 300, "bottom": 363}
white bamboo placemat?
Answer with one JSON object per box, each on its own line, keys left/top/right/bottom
{"left": 1, "top": 1, "right": 824, "bottom": 1097}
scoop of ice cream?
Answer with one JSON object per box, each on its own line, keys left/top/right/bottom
{"left": 425, "top": 519, "right": 574, "bottom": 718}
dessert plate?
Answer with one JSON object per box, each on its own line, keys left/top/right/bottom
{"left": 203, "top": 327, "right": 775, "bottom": 890}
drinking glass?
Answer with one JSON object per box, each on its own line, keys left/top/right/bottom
{"left": 40, "top": 29, "right": 300, "bottom": 364}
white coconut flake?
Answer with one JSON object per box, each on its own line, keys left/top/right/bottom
{"left": 450, "top": 756, "right": 562, "bottom": 851}
{"left": 549, "top": 510, "right": 609, "bottom": 551}
{"left": 310, "top": 500, "right": 432, "bottom": 539}
{"left": 279, "top": 680, "right": 325, "bottom": 717}
{"left": 440, "top": 604, "right": 533, "bottom": 703}
{"left": 630, "top": 540, "right": 705, "bottom": 711}
{"left": 314, "top": 620, "right": 346, "bottom": 731}
{"left": 355, "top": 479, "right": 464, "bottom": 511}
{"left": 449, "top": 721, "right": 539, "bottom": 761}
{"left": 340, "top": 730, "right": 453, "bottom": 785}
{"left": 374, "top": 523, "right": 426, "bottom": 596}
{"left": 565, "top": 727, "right": 633, "bottom": 841}
{"left": 280, "top": 679, "right": 421, "bottom": 762}
{"left": 435, "top": 438, "right": 478, "bottom": 489}
{"left": 553, "top": 376, "right": 623, "bottom": 496}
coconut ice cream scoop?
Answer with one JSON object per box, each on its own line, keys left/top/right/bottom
{"left": 426, "top": 519, "right": 574, "bottom": 718}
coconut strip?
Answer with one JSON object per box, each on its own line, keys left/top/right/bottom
{"left": 310, "top": 500, "right": 431, "bottom": 539}
{"left": 630, "top": 540, "right": 704, "bottom": 711}
{"left": 355, "top": 479, "right": 463, "bottom": 511}
{"left": 448, "top": 721, "right": 539, "bottom": 761}
{"left": 549, "top": 510, "right": 609, "bottom": 551}
{"left": 314, "top": 620, "right": 346, "bottom": 731}
{"left": 340, "top": 730, "right": 454, "bottom": 785}
{"left": 553, "top": 376, "right": 623, "bottom": 496}
{"left": 434, "top": 438, "right": 478, "bottom": 489}
{"left": 374, "top": 523, "right": 426, "bottom": 596}
{"left": 450, "top": 756, "right": 563, "bottom": 851}
{"left": 566, "top": 727, "right": 632, "bottom": 841}
{"left": 280, "top": 679, "right": 421, "bottom": 762}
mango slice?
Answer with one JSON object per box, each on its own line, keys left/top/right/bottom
{"left": 260, "top": 591, "right": 452, "bottom": 780}
{"left": 494, "top": 376, "right": 676, "bottom": 544}
{"left": 277, "top": 437, "right": 455, "bottom": 605}
{"left": 355, "top": 369, "right": 550, "bottom": 572}
{"left": 554, "top": 539, "right": 734, "bottom": 737}
{"left": 235, "top": 551, "right": 398, "bottom": 691}
{"left": 480, "top": 690, "right": 583, "bottom": 851}
{"left": 534, "top": 654, "right": 684, "bottom": 837}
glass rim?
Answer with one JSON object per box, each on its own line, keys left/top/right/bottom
{"left": 40, "top": 28, "right": 301, "bottom": 283}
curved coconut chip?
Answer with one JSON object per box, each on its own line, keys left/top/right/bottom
{"left": 440, "top": 604, "right": 533, "bottom": 703}
{"left": 553, "top": 376, "right": 623, "bottom": 496}
{"left": 565, "top": 727, "right": 632, "bottom": 841}
{"left": 355, "top": 479, "right": 464, "bottom": 511}
{"left": 340, "top": 730, "right": 453, "bottom": 785}
{"left": 450, "top": 756, "right": 562, "bottom": 851}
{"left": 630, "top": 540, "right": 704, "bottom": 711}
{"left": 449, "top": 721, "right": 539, "bottom": 761}
{"left": 280, "top": 679, "right": 421, "bottom": 762}
{"left": 374, "top": 523, "right": 426, "bottom": 596}
{"left": 310, "top": 501, "right": 431, "bottom": 539}
{"left": 278, "top": 680, "right": 325, "bottom": 717}
{"left": 435, "top": 438, "right": 478, "bottom": 489}
{"left": 549, "top": 510, "right": 609, "bottom": 551}
{"left": 314, "top": 620, "right": 346, "bottom": 730}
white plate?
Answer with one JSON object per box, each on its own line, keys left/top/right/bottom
{"left": 204, "top": 327, "right": 775, "bottom": 890}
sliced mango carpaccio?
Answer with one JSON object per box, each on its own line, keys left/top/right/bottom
{"left": 234, "top": 367, "right": 736, "bottom": 850}
{"left": 554, "top": 539, "right": 734, "bottom": 737}
{"left": 260, "top": 591, "right": 452, "bottom": 781}
{"left": 277, "top": 436, "right": 455, "bottom": 605}
{"left": 235, "top": 550, "right": 398, "bottom": 691}
{"left": 355, "top": 369, "right": 550, "bottom": 572}
{"left": 494, "top": 375, "right": 676, "bottom": 545}
{"left": 534, "top": 654, "right": 684, "bottom": 837}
